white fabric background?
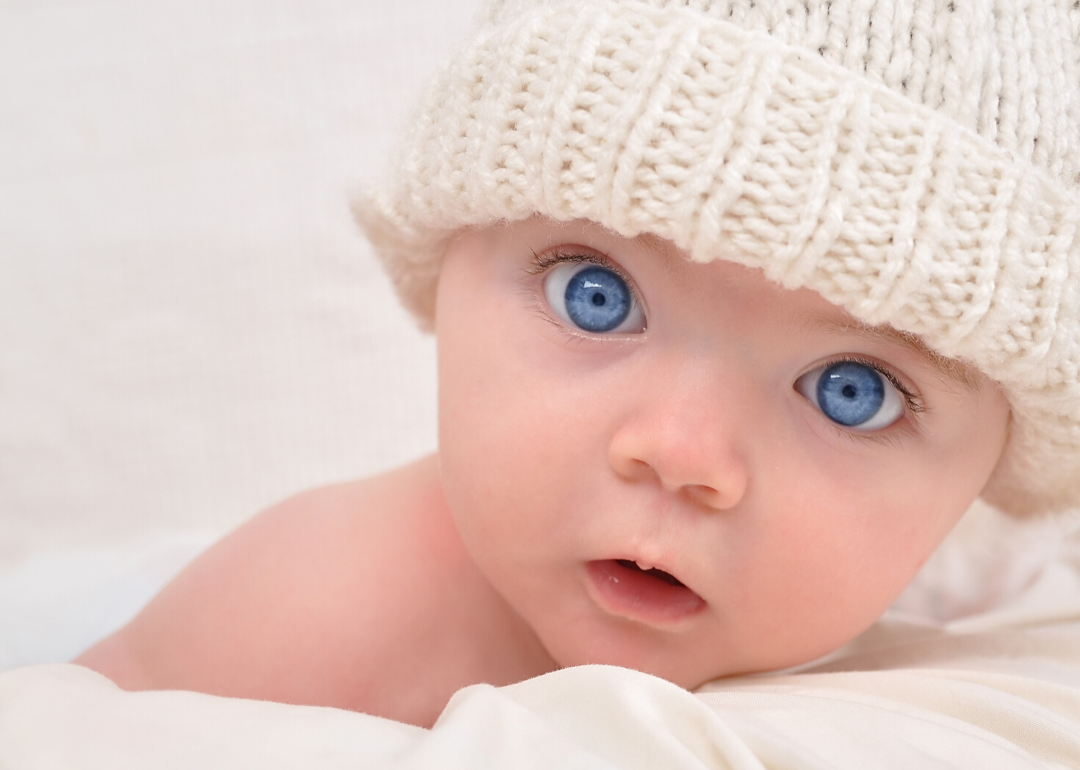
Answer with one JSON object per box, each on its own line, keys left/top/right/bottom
{"left": 0, "top": 0, "right": 487, "bottom": 559}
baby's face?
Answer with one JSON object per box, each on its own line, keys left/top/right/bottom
{"left": 435, "top": 217, "right": 1010, "bottom": 688}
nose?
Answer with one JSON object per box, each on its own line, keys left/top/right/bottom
{"left": 607, "top": 369, "right": 749, "bottom": 511}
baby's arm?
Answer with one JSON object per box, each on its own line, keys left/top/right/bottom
{"left": 75, "top": 456, "right": 526, "bottom": 726}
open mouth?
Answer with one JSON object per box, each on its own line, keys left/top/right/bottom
{"left": 614, "top": 559, "right": 686, "bottom": 587}
{"left": 586, "top": 559, "right": 705, "bottom": 624}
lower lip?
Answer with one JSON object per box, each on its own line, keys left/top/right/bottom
{"left": 586, "top": 560, "right": 705, "bottom": 625}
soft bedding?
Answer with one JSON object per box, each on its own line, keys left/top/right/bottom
{"left": 4, "top": 623, "right": 1080, "bottom": 768}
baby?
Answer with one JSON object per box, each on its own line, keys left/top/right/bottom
{"left": 77, "top": 0, "right": 1080, "bottom": 730}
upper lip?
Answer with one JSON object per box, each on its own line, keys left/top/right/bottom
{"left": 611, "top": 556, "right": 692, "bottom": 590}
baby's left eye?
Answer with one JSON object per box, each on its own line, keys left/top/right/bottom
{"left": 795, "top": 360, "right": 905, "bottom": 431}
{"left": 542, "top": 261, "right": 645, "bottom": 334}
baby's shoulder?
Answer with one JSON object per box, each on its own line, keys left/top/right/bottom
{"left": 263, "top": 453, "right": 445, "bottom": 527}
{"left": 249, "top": 454, "right": 469, "bottom": 593}
{"left": 77, "top": 455, "right": 479, "bottom": 718}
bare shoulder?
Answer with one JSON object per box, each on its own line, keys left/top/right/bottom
{"left": 76, "top": 455, "right": 490, "bottom": 722}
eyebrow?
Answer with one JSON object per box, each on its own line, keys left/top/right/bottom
{"left": 807, "top": 317, "right": 983, "bottom": 390}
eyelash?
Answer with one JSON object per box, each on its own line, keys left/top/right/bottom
{"left": 526, "top": 248, "right": 637, "bottom": 287}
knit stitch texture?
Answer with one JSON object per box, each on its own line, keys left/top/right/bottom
{"left": 355, "top": 0, "right": 1080, "bottom": 516}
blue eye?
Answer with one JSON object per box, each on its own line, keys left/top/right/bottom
{"left": 795, "top": 360, "right": 905, "bottom": 431}
{"left": 543, "top": 261, "right": 645, "bottom": 333}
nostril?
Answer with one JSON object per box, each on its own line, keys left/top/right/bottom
{"left": 684, "top": 483, "right": 725, "bottom": 509}
{"left": 612, "top": 455, "right": 655, "bottom": 482}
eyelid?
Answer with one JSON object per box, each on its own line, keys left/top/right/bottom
{"left": 528, "top": 247, "right": 638, "bottom": 290}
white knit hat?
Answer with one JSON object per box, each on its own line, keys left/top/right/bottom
{"left": 355, "top": 0, "right": 1080, "bottom": 517}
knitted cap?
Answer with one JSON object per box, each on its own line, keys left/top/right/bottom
{"left": 355, "top": 0, "right": 1080, "bottom": 516}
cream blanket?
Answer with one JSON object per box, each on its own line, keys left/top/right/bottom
{"left": 3, "top": 624, "right": 1079, "bottom": 769}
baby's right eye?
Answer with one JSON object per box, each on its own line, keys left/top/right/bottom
{"left": 543, "top": 261, "right": 646, "bottom": 334}
{"left": 794, "top": 360, "right": 906, "bottom": 431}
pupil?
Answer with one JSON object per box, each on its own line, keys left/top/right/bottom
{"left": 815, "top": 361, "right": 885, "bottom": 427}
{"left": 562, "top": 265, "right": 632, "bottom": 332}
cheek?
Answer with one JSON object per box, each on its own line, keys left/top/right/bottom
{"left": 792, "top": 459, "right": 963, "bottom": 577}
{"left": 434, "top": 260, "right": 583, "bottom": 556}
{"left": 738, "top": 442, "right": 984, "bottom": 655}
{"left": 782, "top": 390, "right": 1008, "bottom": 578}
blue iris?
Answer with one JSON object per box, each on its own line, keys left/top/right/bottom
{"left": 563, "top": 265, "right": 632, "bottom": 332}
{"left": 816, "top": 361, "right": 886, "bottom": 427}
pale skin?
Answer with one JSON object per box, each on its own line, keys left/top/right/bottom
{"left": 77, "top": 217, "right": 1012, "bottom": 728}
